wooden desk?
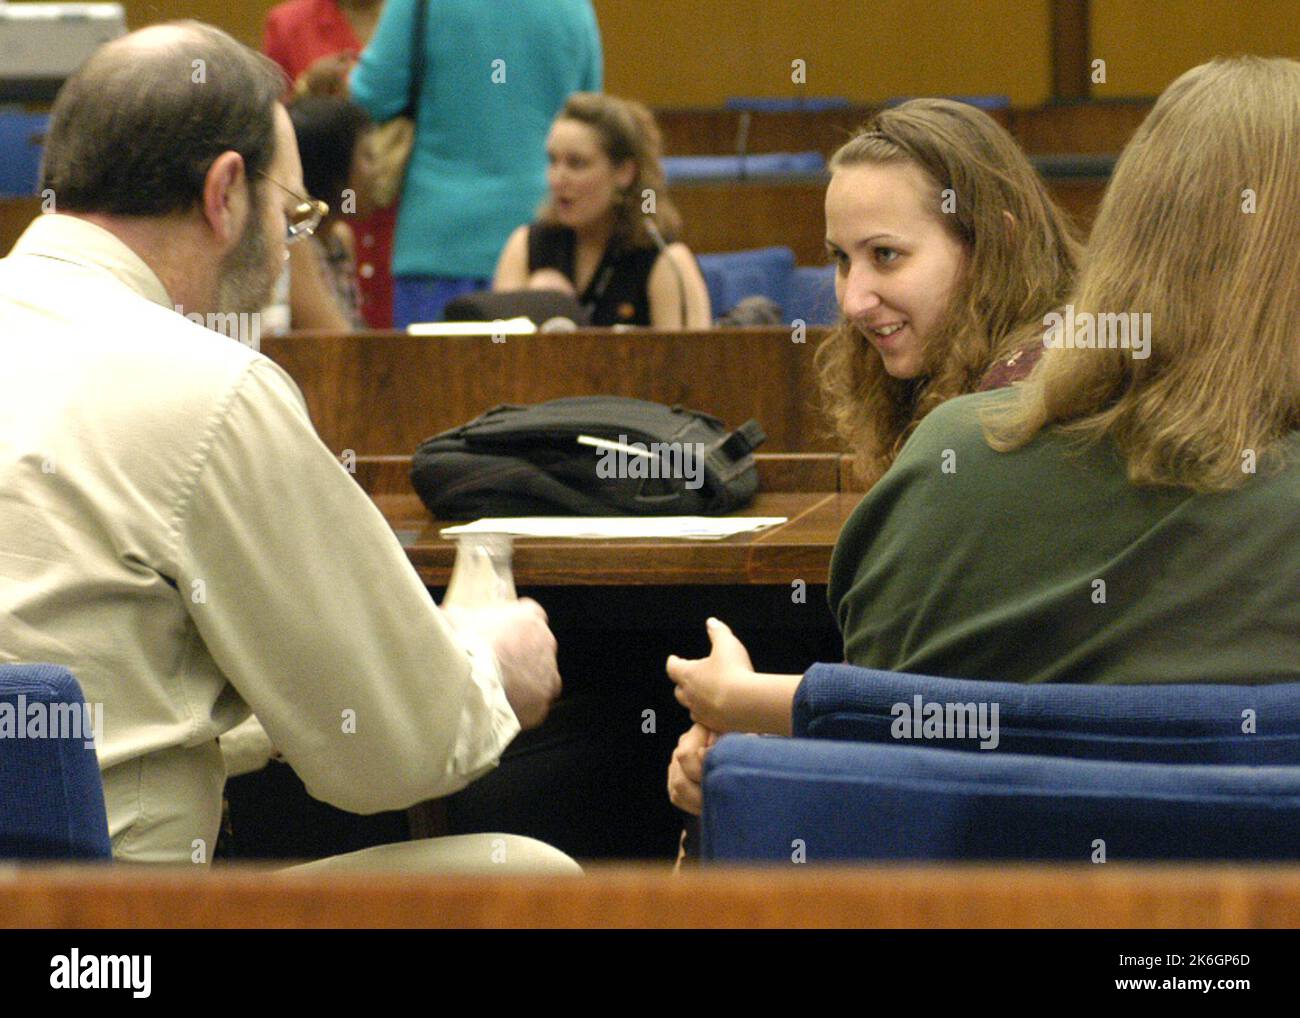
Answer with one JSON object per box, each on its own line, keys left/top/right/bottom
{"left": 263, "top": 328, "right": 835, "bottom": 458}
{"left": 4, "top": 863, "right": 1298, "bottom": 928}
{"left": 348, "top": 453, "right": 852, "bottom": 859}
{"left": 358, "top": 453, "right": 859, "bottom": 587}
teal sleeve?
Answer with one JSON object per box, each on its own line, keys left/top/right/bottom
{"left": 582, "top": 1, "right": 603, "bottom": 92}
{"left": 349, "top": 0, "right": 420, "bottom": 122}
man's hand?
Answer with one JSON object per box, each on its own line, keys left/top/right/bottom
{"left": 449, "top": 598, "right": 560, "bottom": 730}
{"left": 667, "top": 722, "right": 718, "bottom": 816}
{"left": 666, "top": 618, "right": 757, "bottom": 732}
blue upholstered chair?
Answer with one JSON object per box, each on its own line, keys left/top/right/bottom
{"left": 794, "top": 663, "right": 1300, "bottom": 764}
{"left": 663, "top": 152, "right": 827, "bottom": 183}
{"left": 724, "top": 97, "right": 850, "bottom": 113}
{"left": 0, "top": 111, "right": 48, "bottom": 198}
{"left": 696, "top": 246, "right": 796, "bottom": 319}
{"left": 784, "top": 265, "right": 838, "bottom": 326}
{"left": 701, "top": 736, "right": 1300, "bottom": 862}
{"left": 0, "top": 663, "right": 111, "bottom": 859}
{"left": 700, "top": 663, "right": 1300, "bottom": 862}
{"left": 884, "top": 94, "right": 1011, "bottom": 111}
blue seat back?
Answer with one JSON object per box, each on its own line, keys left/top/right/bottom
{"left": 785, "top": 264, "right": 838, "bottom": 325}
{"left": 884, "top": 94, "right": 1011, "bottom": 111}
{"left": 696, "top": 246, "right": 795, "bottom": 318}
{"left": 794, "top": 663, "right": 1300, "bottom": 764}
{"left": 702, "top": 735, "right": 1300, "bottom": 862}
{"left": 724, "top": 97, "right": 850, "bottom": 113}
{"left": 0, "top": 111, "right": 48, "bottom": 198}
{"left": 0, "top": 663, "right": 111, "bottom": 859}
{"left": 663, "top": 152, "right": 827, "bottom": 183}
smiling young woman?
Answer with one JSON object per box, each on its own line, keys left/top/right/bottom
{"left": 667, "top": 98, "right": 1083, "bottom": 812}
{"left": 817, "top": 98, "right": 1080, "bottom": 485}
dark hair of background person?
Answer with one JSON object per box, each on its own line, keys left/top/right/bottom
{"left": 41, "top": 20, "right": 287, "bottom": 217}
{"left": 288, "top": 95, "right": 372, "bottom": 211}
{"left": 535, "top": 91, "right": 682, "bottom": 251}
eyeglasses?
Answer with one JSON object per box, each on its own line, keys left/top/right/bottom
{"left": 257, "top": 172, "right": 329, "bottom": 244}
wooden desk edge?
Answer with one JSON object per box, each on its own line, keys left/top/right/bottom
{"left": 1, "top": 863, "right": 1295, "bottom": 928}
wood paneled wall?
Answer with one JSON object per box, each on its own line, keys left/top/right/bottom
{"left": 262, "top": 328, "right": 834, "bottom": 457}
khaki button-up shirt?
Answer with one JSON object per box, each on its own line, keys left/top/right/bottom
{"left": 0, "top": 215, "right": 519, "bottom": 863}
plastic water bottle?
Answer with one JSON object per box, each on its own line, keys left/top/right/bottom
{"left": 442, "top": 534, "right": 517, "bottom": 610}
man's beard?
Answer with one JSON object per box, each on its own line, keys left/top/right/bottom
{"left": 214, "top": 203, "right": 277, "bottom": 316}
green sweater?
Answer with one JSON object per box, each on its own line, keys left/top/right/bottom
{"left": 828, "top": 390, "right": 1299, "bottom": 685}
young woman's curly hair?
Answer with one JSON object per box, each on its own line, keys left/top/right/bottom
{"left": 815, "top": 98, "right": 1080, "bottom": 484}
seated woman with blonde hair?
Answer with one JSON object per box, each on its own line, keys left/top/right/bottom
{"left": 667, "top": 57, "right": 1300, "bottom": 815}
{"left": 494, "top": 92, "right": 711, "bottom": 329}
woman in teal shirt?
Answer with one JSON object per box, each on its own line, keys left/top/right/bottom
{"left": 349, "top": 0, "right": 602, "bottom": 326}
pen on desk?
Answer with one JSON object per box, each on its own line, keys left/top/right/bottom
{"left": 575, "top": 434, "right": 658, "bottom": 458}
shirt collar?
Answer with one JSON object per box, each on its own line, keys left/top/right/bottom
{"left": 9, "top": 213, "right": 174, "bottom": 310}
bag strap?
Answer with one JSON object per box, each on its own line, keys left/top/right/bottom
{"left": 403, "top": 0, "right": 428, "bottom": 119}
{"left": 716, "top": 419, "right": 766, "bottom": 461}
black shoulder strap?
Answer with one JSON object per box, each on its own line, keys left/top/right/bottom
{"left": 403, "top": 0, "right": 428, "bottom": 118}
{"left": 717, "top": 419, "right": 767, "bottom": 461}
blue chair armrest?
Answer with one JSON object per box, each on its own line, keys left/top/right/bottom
{"left": 792, "top": 663, "right": 1300, "bottom": 764}
{"left": 700, "top": 734, "right": 1300, "bottom": 862}
{"left": 0, "top": 663, "right": 111, "bottom": 860}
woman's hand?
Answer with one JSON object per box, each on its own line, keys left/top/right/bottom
{"left": 526, "top": 268, "right": 577, "bottom": 295}
{"left": 666, "top": 618, "right": 758, "bottom": 732}
{"left": 667, "top": 722, "right": 719, "bottom": 816}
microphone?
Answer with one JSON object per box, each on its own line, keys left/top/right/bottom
{"left": 735, "top": 110, "right": 751, "bottom": 181}
{"left": 540, "top": 316, "right": 577, "bottom": 333}
{"left": 645, "top": 217, "right": 688, "bottom": 330}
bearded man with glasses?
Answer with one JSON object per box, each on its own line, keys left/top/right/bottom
{"left": 0, "top": 20, "right": 570, "bottom": 873}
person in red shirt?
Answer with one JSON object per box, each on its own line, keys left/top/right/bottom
{"left": 263, "top": 0, "right": 394, "bottom": 328}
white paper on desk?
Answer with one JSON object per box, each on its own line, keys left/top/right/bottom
{"left": 440, "top": 517, "right": 788, "bottom": 540}
{"left": 406, "top": 317, "right": 536, "bottom": 337}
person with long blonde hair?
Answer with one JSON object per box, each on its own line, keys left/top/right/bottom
{"left": 667, "top": 60, "right": 1300, "bottom": 814}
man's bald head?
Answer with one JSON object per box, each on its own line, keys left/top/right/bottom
{"left": 42, "top": 20, "right": 286, "bottom": 217}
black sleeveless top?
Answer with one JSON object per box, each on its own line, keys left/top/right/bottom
{"left": 527, "top": 223, "right": 660, "bottom": 326}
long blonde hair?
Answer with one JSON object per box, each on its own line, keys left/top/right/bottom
{"left": 814, "top": 99, "right": 1080, "bottom": 484}
{"left": 984, "top": 57, "right": 1300, "bottom": 491}
{"left": 536, "top": 92, "right": 681, "bottom": 250}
